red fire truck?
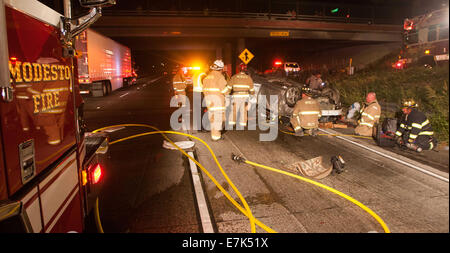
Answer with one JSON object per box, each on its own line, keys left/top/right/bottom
{"left": 394, "top": 7, "right": 449, "bottom": 69}
{"left": 0, "top": 0, "right": 114, "bottom": 233}
{"left": 76, "top": 28, "right": 137, "bottom": 97}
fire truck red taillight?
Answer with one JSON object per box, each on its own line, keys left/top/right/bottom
{"left": 92, "top": 164, "right": 103, "bottom": 184}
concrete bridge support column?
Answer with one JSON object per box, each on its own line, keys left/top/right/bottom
{"left": 215, "top": 46, "right": 222, "bottom": 60}
{"left": 235, "top": 38, "right": 245, "bottom": 74}
{"left": 223, "top": 42, "right": 232, "bottom": 77}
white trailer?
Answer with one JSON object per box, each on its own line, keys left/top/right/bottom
{"left": 76, "top": 28, "right": 136, "bottom": 97}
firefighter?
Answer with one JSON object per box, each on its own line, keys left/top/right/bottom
{"left": 306, "top": 71, "right": 323, "bottom": 91}
{"left": 355, "top": 92, "right": 381, "bottom": 137}
{"left": 228, "top": 63, "right": 255, "bottom": 128}
{"left": 291, "top": 85, "right": 322, "bottom": 136}
{"left": 202, "top": 60, "right": 229, "bottom": 141}
{"left": 172, "top": 68, "right": 187, "bottom": 108}
{"left": 395, "top": 99, "right": 437, "bottom": 152}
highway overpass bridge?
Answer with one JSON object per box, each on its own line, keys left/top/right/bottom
{"left": 91, "top": 11, "right": 403, "bottom": 73}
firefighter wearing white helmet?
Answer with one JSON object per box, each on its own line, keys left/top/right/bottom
{"left": 202, "top": 60, "right": 229, "bottom": 141}
{"left": 290, "top": 85, "right": 321, "bottom": 136}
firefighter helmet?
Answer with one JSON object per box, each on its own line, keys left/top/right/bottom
{"left": 210, "top": 60, "right": 224, "bottom": 70}
{"left": 402, "top": 98, "right": 418, "bottom": 109}
{"left": 301, "top": 85, "right": 312, "bottom": 96}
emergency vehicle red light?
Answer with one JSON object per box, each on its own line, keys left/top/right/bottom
{"left": 10, "top": 57, "right": 17, "bottom": 61}
{"left": 92, "top": 164, "right": 103, "bottom": 184}
{"left": 274, "top": 61, "right": 282, "bottom": 66}
{"left": 397, "top": 63, "right": 402, "bottom": 67}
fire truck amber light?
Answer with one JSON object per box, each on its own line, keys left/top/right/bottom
{"left": 424, "top": 49, "right": 430, "bottom": 54}
{"left": 92, "top": 164, "right": 103, "bottom": 184}
{"left": 82, "top": 170, "right": 88, "bottom": 186}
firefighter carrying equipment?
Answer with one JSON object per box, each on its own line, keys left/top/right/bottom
{"left": 290, "top": 95, "right": 321, "bottom": 134}
{"left": 172, "top": 72, "right": 187, "bottom": 107}
{"left": 355, "top": 99, "right": 381, "bottom": 137}
{"left": 202, "top": 70, "right": 229, "bottom": 141}
{"left": 231, "top": 154, "right": 390, "bottom": 233}
{"left": 395, "top": 108, "right": 437, "bottom": 151}
{"left": 227, "top": 71, "right": 255, "bottom": 127}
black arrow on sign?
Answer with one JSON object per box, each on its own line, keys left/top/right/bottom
{"left": 244, "top": 51, "right": 249, "bottom": 61}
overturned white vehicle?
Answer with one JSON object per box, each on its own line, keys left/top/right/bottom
{"left": 248, "top": 71, "right": 343, "bottom": 126}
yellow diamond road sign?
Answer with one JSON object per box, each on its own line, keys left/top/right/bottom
{"left": 239, "top": 48, "right": 254, "bottom": 65}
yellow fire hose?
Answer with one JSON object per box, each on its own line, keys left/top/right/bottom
{"left": 232, "top": 155, "right": 390, "bottom": 233}
{"left": 92, "top": 124, "right": 390, "bottom": 233}
{"left": 92, "top": 124, "right": 264, "bottom": 233}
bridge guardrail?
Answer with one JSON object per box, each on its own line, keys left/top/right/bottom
{"left": 101, "top": 10, "right": 399, "bottom": 25}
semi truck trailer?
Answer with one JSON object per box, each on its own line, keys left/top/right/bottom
{"left": 76, "top": 28, "right": 136, "bottom": 97}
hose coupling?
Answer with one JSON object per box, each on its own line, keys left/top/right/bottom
{"left": 231, "top": 153, "right": 246, "bottom": 163}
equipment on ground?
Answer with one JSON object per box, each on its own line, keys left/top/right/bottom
{"left": 374, "top": 120, "right": 397, "bottom": 147}
{"left": 331, "top": 155, "right": 346, "bottom": 174}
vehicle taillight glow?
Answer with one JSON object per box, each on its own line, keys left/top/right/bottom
{"left": 91, "top": 164, "right": 103, "bottom": 184}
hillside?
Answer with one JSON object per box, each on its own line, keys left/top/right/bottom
{"left": 328, "top": 56, "right": 449, "bottom": 142}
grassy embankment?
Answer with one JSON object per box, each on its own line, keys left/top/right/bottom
{"left": 328, "top": 54, "right": 449, "bottom": 143}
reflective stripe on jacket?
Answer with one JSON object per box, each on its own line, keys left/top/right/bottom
{"left": 172, "top": 73, "right": 186, "bottom": 93}
{"left": 228, "top": 72, "right": 254, "bottom": 96}
{"left": 358, "top": 100, "right": 381, "bottom": 128}
{"left": 292, "top": 96, "right": 321, "bottom": 129}
{"left": 202, "top": 70, "right": 228, "bottom": 95}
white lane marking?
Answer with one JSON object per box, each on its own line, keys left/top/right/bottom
{"left": 319, "top": 128, "right": 449, "bottom": 183}
{"left": 188, "top": 151, "right": 215, "bottom": 233}
{"left": 120, "top": 92, "right": 129, "bottom": 98}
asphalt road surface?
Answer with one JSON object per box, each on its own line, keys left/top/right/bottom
{"left": 83, "top": 75, "right": 449, "bottom": 233}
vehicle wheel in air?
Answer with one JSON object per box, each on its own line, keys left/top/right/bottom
{"left": 285, "top": 87, "right": 301, "bottom": 107}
